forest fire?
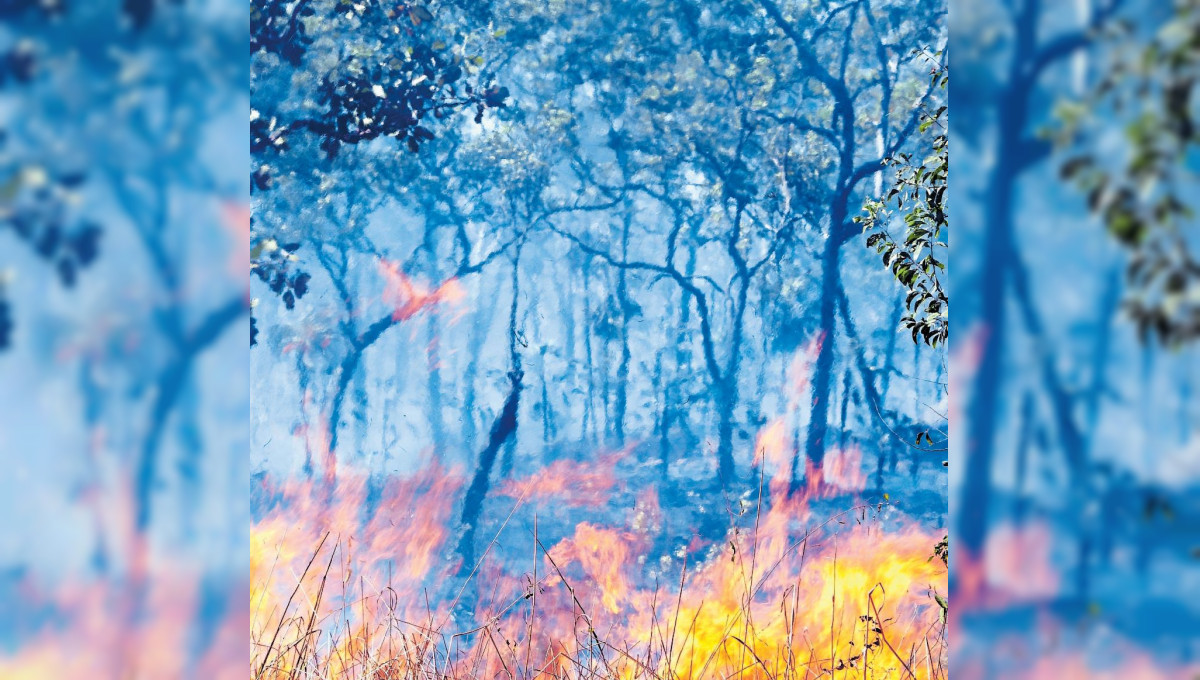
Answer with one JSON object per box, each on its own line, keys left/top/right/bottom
{"left": 754, "top": 337, "right": 867, "bottom": 498}
{"left": 251, "top": 341, "right": 948, "bottom": 680}
{"left": 251, "top": 463, "right": 945, "bottom": 678}
{"left": 0, "top": 570, "right": 245, "bottom": 680}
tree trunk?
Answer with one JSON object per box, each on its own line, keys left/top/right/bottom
{"left": 582, "top": 259, "right": 597, "bottom": 444}
{"left": 458, "top": 255, "right": 524, "bottom": 572}
{"left": 460, "top": 306, "right": 491, "bottom": 454}
{"left": 614, "top": 210, "right": 632, "bottom": 443}
{"left": 838, "top": 367, "right": 852, "bottom": 451}
{"left": 655, "top": 349, "right": 670, "bottom": 478}
{"left": 425, "top": 305, "right": 447, "bottom": 452}
{"left": 879, "top": 292, "right": 903, "bottom": 404}
{"left": 715, "top": 383, "right": 736, "bottom": 486}
{"left": 958, "top": 92, "right": 1020, "bottom": 581}
{"left": 539, "top": 345, "right": 555, "bottom": 448}
{"left": 1012, "top": 392, "right": 1035, "bottom": 526}
{"left": 456, "top": 369, "right": 523, "bottom": 574}
{"left": 560, "top": 258, "right": 579, "bottom": 444}
{"left": 798, "top": 222, "right": 843, "bottom": 493}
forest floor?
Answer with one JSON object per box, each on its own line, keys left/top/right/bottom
{"left": 252, "top": 436, "right": 950, "bottom": 680}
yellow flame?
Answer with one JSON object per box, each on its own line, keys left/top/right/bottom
{"left": 251, "top": 337, "right": 949, "bottom": 679}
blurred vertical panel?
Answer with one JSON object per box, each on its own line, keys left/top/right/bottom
{"left": 950, "top": 0, "right": 1199, "bottom": 677}
{"left": 0, "top": 1, "right": 248, "bottom": 678}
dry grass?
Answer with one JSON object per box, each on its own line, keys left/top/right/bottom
{"left": 252, "top": 498, "right": 948, "bottom": 680}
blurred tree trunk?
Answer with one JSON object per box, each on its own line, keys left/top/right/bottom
{"left": 614, "top": 205, "right": 633, "bottom": 443}
{"left": 458, "top": 254, "right": 523, "bottom": 572}
{"left": 582, "top": 258, "right": 598, "bottom": 445}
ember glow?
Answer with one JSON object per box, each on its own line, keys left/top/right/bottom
{"left": 251, "top": 341, "right": 948, "bottom": 680}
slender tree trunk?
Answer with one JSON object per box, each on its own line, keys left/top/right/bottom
{"left": 1085, "top": 270, "right": 1120, "bottom": 564}
{"left": 461, "top": 318, "right": 483, "bottom": 454}
{"left": 716, "top": 204, "right": 752, "bottom": 487}
{"left": 540, "top": 345, "right": 555, "bottom": 448}
{"left": 456, "top": 370, "right": 522, "bottom": 573}
{"left": 1013, "top": 392, "right": 1035, "bottom": 526}
{"left": 601, "top": 331, "right": 613, "bottom": 443}
{"left": 425, "top": 305, "right": 447, "bottom": 452}
{"left": 461, "top": 279, "right": 499, "bottom": 455}
{"left": 909, "top": 333, "right": 924, "bottom": 482}
{"left": 798, "top": 220, "right": 844, "bottom": 492}
{"left": 80, "top": 359, "right": 111, "bottom": 574}
{"left": 715, "top": 384, "right": 737, "bottom": 486}
{"left": 838, "top": 367, "right": 852, "bottom": 451}
{"left": 136, "top": 295, "right": 248, "bottom": 533}
{"left": 500, "top": 261, "right": 526, "bottom": 480}
{"left": 582, "top": 259, "right": 597, "bottom": 444}
{"left": 614, "top": 209, "right": 632, "bottom": 443}
{"left": 458, "top": 255, "right": 524, "bottom": 572}
{"left": 958, "top": 93, "right": 1021, "bottom": 580}
{"left": 880, "top": 292, "right": 903, "bottom": 404}
{"left": 668, "top": 240, "right": 699, "bottom": 463}
{"left": 655, "top": 349, "right": 670, "bottom": 478}
{"left": 351, "top": 357, "right": 370, "bottom": 466}
{"left": 1010, "top": 253, "right": 1095, "bottom": 599}
{"left": 560, "top": 259, "right": 579, "bottom": 444}
{"left": 175, "top": 378, "right": 202, "bottom": 537}
{"left": 836, "top": 286, "right": 896, "bottom": 491}
{"left": 716, "top": 282, "right": 750, "bottom": 487}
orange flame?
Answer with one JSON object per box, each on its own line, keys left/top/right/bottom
{"left": 378, "top": 259, "right": 464, "bottom": 322}
{"left": 497, "top": 450, "right": 627, "bottom": 507}
{"left": 755, "top": 334, "right": 866, "bottom": 498}
{"left": 823, "top": 444, "right": 868, "bottom": 493}
{"left": 0, "top": 570, "right": 245, "bottom": 679}
{"left": 252, "top": 459, "right": 466, "bottom": 680}
{"left": 252, "top": 336, "right": 948, "bottom": 679}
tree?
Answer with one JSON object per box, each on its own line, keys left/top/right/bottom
{"left": 250, "top": 0, "right": 510, "bottom": 346}
{"left": 754, "top": 0, "right": 943, "bottom": 488}
{"left": 0, "top": 0, "right": 248, "bottom": 673}
{"left": 854, "top": 54, "right": 949, "bottom": 566}
{"left": 512, "top": 0, "right": 944, "bottom": 487}
{"left": 952, "top": 0, "right": 1131, "bottom": 595}
{"left": 857, "top": 50, "right": 948, "bottom": 348}
{"left": 0, "top": 5, "right": 101, "bottom": 351}
{"left": 944, "top": 3, "right": 1200, "bottom": 639}
{"left": 1055, "top": 0, "right": 1200, "bottom": 346}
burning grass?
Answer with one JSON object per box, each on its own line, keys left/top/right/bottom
{"left": 251, "top": 465, "right": 948, "bottom": 680}
{"left": 252, "top": 338, "right": 948, "bottom": 679}
{"left": 0, "top": 568, "right": 246, "bottom": 679}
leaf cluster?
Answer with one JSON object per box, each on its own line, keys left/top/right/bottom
{"left": 1055, "top": 0, "right": 1200, "bottom": 347}
{"left": 250, "top": 0, "right": 510, "bottom": 341}
{"left": 856, "top": 50, "right": 948, "bottom": 348}
{"left": 0, "top": 13, "right": 105, "bottom": 351}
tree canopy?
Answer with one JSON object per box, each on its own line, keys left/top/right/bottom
{"left": 1056, "top": 0, "right": 1200, "bottom": 346}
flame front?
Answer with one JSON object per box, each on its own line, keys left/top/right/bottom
{"left": 251, "top": 337, "right": 950, "bottom": 680}
{"left": 0, "top": 568, "right": 246, "bottom": 679}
